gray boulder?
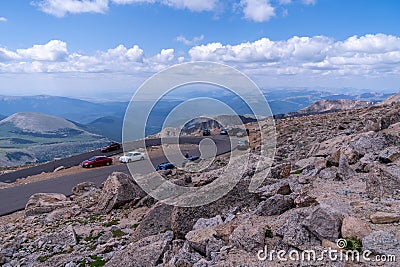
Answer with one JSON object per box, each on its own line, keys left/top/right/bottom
{"left": 25, "top": 193, "right": 71, "bottom": 217}
{"left": 366, "top": 164, "right": 400, "bottom": 199}
{"left": 254, "top": 194, "right": 294, "bottom": 216}
{"left": 302, "top": 204, "right": 343, "bottom": 242}
{"left": 96, "top": 172, "right": 146, "bottom": 213}
{"left": 106, "top": 231, "right": 174, "bottom": 267}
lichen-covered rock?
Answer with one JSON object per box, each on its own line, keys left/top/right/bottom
{"left": 302, "top": 204, "right": 343, "bottom": 242}
{"left": 96, "top": 172, "right": 146, "bottom": 213}
{"left": 25, "top": 193, "right": 71, "bottom": 217}
{"left": 378, "top": 147, "right": 400, "bottom": 163}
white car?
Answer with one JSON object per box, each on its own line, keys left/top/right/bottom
{"left": 119, "top": 151, "right": 145, "bottom": 163}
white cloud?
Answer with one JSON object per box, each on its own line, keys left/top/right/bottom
{"left": 301, "top": 0, "right": 317, "bottom": 5}
{"left": 240, "top": 0, "right": 275, "bottom": 22}
{"left": 17, "top": 40, "right": 68, "bottom": 61}
{"left": 1, "top": 34, "right": 400, "bottom": 87}
{"left": 32, "top": 0, "right": 109, "bottom": 17}
{"left": 176, "top": 35, "right": 204, "bottom": 45}
{"left": 161, "top": 0, "right": 218, "bottom": 12}
{"left": 0, "top": 17, "right": 7, "bottom": 22}
{"left": 278, "top": 0, "right": 291, "bottom": 4}
{"left": 112, "top": 0, "right": 156, "bottom": 4}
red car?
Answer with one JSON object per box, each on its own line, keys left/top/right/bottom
{"left": 101, "top": 142, "right": 121, "bottom": 153}
{"left": 81, "top": 156, "right": 112, "bottom": 168}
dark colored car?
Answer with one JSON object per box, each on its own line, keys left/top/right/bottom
{"left": 101, "top": 142, "right": 121, "bottom": 153}
{"left": 220, "top": 128, "right": 228, "bottom": 135}
{"left": 156, "top": 162, "right": 175, "bottom": 171}
{"left": 182, "top": 156, "right": 202, "bottom": 167}
{"left": 202, "top": 129, "right": 211, "bottom": 136}
{"left": 81, "top": 156, "right": 113, "bottom": 168}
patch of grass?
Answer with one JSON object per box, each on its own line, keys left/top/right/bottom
{"left": 112, "top": 229, "right": 126, "bottom": 238}
{"left": 89, "top": 256, "right": 107, "bottom": 267}
{"left": 103, "top": 219, "right": 119, "bottom": 227}
{"left": 78, "top": 259, "right": 87, "bottom": 267}
{"left": 265, "top": 229, "right": 273, "bottom": 238}
{"left": 293, "top": 169, "right": 302, "bottom": 174}
{"left": 85, "top": 232, "right": 103, "bottom": 242}
{"left": 345, "top": 238, "right": 362, "bottom": 251}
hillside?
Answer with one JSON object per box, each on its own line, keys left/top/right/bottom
{"left": 0, "top": 113, "right": 109, "bottom": 166}
{"left": 85, "top": 116, "right": 123, "bottom": 142}
{"left": 0, "top": 95, "right": 128, "bottom": 124}
{"left": 297, "top": 99, "right": 373, "bottom": 114}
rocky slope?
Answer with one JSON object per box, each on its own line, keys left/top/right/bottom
{"left": 1, "top": 100, "right": 400, "bottom": 266}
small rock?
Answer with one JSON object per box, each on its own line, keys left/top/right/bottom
{"left": 336, "top": 155, "right": 356, "bottom": 180}
{"left": 254, "top": 194, "right": 294, "bottom": 216}
{"left": 294, "top": 193, "right": 318, "bottom": 208}
{"left": 370, "top": 212, "right": 400, "bottom": 224}
{"left": 193, "top": 216, "right": 223, "bottom": 231}
{"left": 270, "top": 163, "right": 291, "bottom": 179}
{"left": 72, "top": 182, "right": 99, "bottom": 195}
{"left": 186, "top": 227, "right": 224, "bottom": 257}
{"left": 341, "top": 217, "right": 372, "bottom": 240}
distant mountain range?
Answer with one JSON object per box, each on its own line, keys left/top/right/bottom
{"left": 0, "top": 90, "right": 395, "bottom": 164}
{"left": 0, "top": 112, "right": 109, "bottom": 166}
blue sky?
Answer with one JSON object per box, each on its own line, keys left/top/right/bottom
{"left": 0, "top": 0, "right": 400, "bottom": 100}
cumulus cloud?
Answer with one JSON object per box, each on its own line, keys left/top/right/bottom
{"left": 32, "top": 0, "right": 109, "bottom": 17}
{"left": 16, "top": 40, "right": 68, "bottom": 61}
{"left": 0, "top": 17, "right": 7, "bottom": 22}
{"left": 1, "top": 34, "right": 399, "bottom": 82}
{"left": 176, "top": 35, "right": 204, "bottom": 45}
{"left": 301, "top": 0, "right": 317, "bottom": 5}
{"left": 161, "top": 0, "right": 218, "bottom": 12}
{"left": 189, "top": 34, "right": 400, "bottom": 77}
{"left": 240, "top": 0, "right": 275, "bottom": 22}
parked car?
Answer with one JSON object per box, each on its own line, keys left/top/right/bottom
{"left": 101, "top": 142, "right": 121, "bottom": 153}
{"left": 237, "top": 140, "right": 250, "bottom": 150}
{"left": 119, "top": 151, "right": 145, "bottom": 163}
{"left": 202, "top": 129, "right": 211, "bottom": 136}
{"left": 220, "top": 128, "right": 229, "bottom": 135}
{"left": 81, "top": 156, "right": 112, "bottom": 168}
{"left": 181, "top": 156, "right": 202, "bottom": 167}
{"left": 156, "top": 162, "right": 175, "bottom": 171}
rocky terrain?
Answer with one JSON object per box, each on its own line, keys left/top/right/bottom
{"left": 297, "top": 100, "right": 373, "bottom": 114}
{"left": 1, "top": 97, "right": 400, "bottom": 266}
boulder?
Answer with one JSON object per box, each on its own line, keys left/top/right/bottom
{"left": 254, "top": 194, "right": 294, "bottom": 216}
{"left": 302, "top": 204, "right": 343, "bottom": 242}
{"left": 193, "top": 216, "right": 223, "bottom": 231}
{"left": 294, "top": 193, "right": 318, "bottom": 208}
{"left": 336, "top": 155, "right": 356, "bottom": 180}
{"left": 106, "top": 231, "right": 174, "bottom": 267}
{"left": 378, "top": 147, "right": 400, "bottom": 163}
{"left": 362, "top": 231, "right": 400, "bottom": 257}
{"left": 341, "top": 217, "right": 372, "bottom": 240}
{"left": 229, "top": 216, "right": 268, "bottom": 253}
{"left": 349, "top": 131, "right": 387, "bottom": 156}
{"left": 96, "top": 172, "right": 146, "bottom": 213}
{"left": 366, "top": 164, "right": 400, "bottom": 199}
{"left": 370, "top": 212, "right": 400, "bottom": 224}
{"left": 318, "top": 167, "right": 338, "bottom": 180}
{"left": 171, "top": 180, "right": 260, "bottom": 239}
{"left": 255, "top": 180, "right": 292, "bottom": 199}
{"left": 326, "top": 150, "right": 340, "bottom": 167}
{"left": 185, "top": 227, "right": 225, "bottom": 257}
{"left": 25, "top": 193, "right": 71, "bottom": 217}
{"left": 130, "top": 203, "right": 173, "bottom": 242}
